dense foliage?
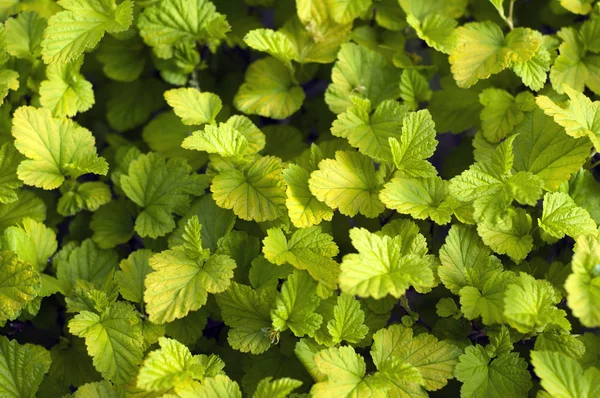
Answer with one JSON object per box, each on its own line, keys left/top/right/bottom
{"left": 0, "top": 0, "right": 599, "bottom": 396}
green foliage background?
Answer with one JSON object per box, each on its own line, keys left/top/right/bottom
{"left": 0, "top": 0, "right": 599, "bottom": 396}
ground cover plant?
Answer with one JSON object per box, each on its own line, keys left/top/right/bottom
{"left": 0, "top": 0, "right": 599, "bottom": 396}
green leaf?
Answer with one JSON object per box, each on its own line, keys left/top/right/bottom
{"left": 279, "top": 16, "right": 351, "bottom": 64}
{"left": 455, "top": 345, "right": 532, "bottom": 398}
{"left": 311, "top": 346, "right": 390, "bottom": 398}
{"left": 69, "top": 301, "right": 144, "bottom": 384}
{"left": 504, "top": 273, "right": 569, "bottom": 333}
{"left": 254, "top": 377, "right": 302, "bottom": 398}
{"left": 145, "top": 217, "right": 235, "bottom": 324}
{"left": 406, "top": 13, "right": 457, "bottom": 54}
{"left": 182, "top": 123, "right": 250, "bottom": 159}
{"left": 549, "top": 26, "right": 600, "bottom": 95}
{"left": 329, "top": 0, "right": 372, "bottom": 24}
{"left": 55, "top": 239, "right": 118, "bottom": 294}
{"left": 449, "top": 22, "right": 541, "bottom": 88}
{"left": 477, "top": 208, "right": 534, "bottom": 262}
{"left": 0, "top": 142, "right": 23, "bottom": 204}
{"left": 308, "top": 150, "right": 384, "bottom": 217}
{"left": 438, "top": 225, "right": 503, "bottom": 294}
{"left": 327, "top": 293, "right": 369, "bottom": 344}
{"left": 116, "top": 249, "right": 152, "bottom": 304}
{"left": 41, "top": 0, "right": 133, "bottom": 63}
{"left": 479, "top": 89, "right": 535, "bottom": 142}
{"left": 11, "top": 106, "right": 108, "bottom": 190}
{"left": 459, "top": 270, "right": 516, "bottom": 325}
{"left": 216, "top": 282, "right": 274, "bottom": 354}
{"left": 512, "top": 43, "right": 552, "bottom": 91}
{"left": 399, "top": 69, "right": 432, "bottom": 110}
{"left": 89, "top": 199, "right": 135, "bottom": 249}
{"left": 136, "top": 337, "right": 204, "bottom": 391}
{"left": 389, "top": 109, "right": 438, "bottom": 178}
{"left": 0, "top": 191, "right": 46, "bottom": 234}
{"left": 71, "top": 381, "right": 120, "bottom": 397}
{"left": 106, "top": 78, "right": 166, "bottom": 132}
{"left": 164, "top": 88, "right": 222, "bottom": 126}
{"left": 0, "top": 336, "right": 51, "bottom": 398}
{"left": 536, "top": 84, "right": 600, "bottom": 151}
{"left": 95, "top": 35, "right": 146, "bottom": 82}
{"left": 559, "top": 0, "right": 594, "bottom": 14}
{"left": 271, "top": 270, "right": 322, "bottom": 337}
{"left": 371, "top": 324, "right": 461, "bottom": 391}
{"left": 534, "top": 326, "right": 586, "bottom": 359}
{"left": 234, "top": 57, "right": 304, "bottom": 119}
{"left": 120, "top": 152, "right": 208, "bottom": 238}
{"left": 565, "top": 235, "right": 600, "bottom": 327}
{"left": 283, "top": 163, "right": 334, "bottom": 229}
{"left": 262, "top": 226, "right": 339, "bottom": 293}
{"left": 178, "top": 375, "right": 242, "bottom": 398}
{"left": 0, "top": 69, "right": 19, "bottom": 106}
{"left": 539, "top": 192, "right": 597, "bottom": 240}
{"left": 4, "top": 11, "right": 47, "bottom": 61}
{"left": 531, "top": 350, "right": 600, "bottom": 398}
{"left": 2, "top": 217, "right": 57, "bottom": 271}
{"left": 39, "top": 56, "right": 94, "bottom": 118}
{"left": 0, "top": 250, "right": 41, "bottom": 324}
{"left": 380, "top": 176, "right": 455, "bottom": 225}
{"left": 330, "top": 97, "right": 406, "bottom": 162}
{"left": 57, "top": 181, "right": 112, "bottom": 217}
{"left": 138, "top": 0, "right": 229, "bottom": 58}
{"left": 211, "top": 156, "right": 287, "bottom": 222}
{"left": 244, "top": 29, "right": 298, "bottom": 70}
{"left": 339, "top": 228, "right": 435, "bottom": 299}
{"left": 512, "top": 108, "right": 591, "bottom": 191}
{"left": 325, "top": 42, "right": 401, "bottom": 114}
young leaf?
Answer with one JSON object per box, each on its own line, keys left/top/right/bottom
{"left": 41, "top": 0, "right": 133, "bottom": 63}
{"left": 116, "top": 249, "right": 153, "bottom": 305}
{"left": 0, "top": 142, "right": 23, "bottom": 204}
{"left": 271, "top": 270, "right": 323, "bottom": 337}
{"left": 283, "top": 163, "right": 334, "bottom": 228}
{"left": 308, "top": 150, "right": 385, "bottom": 217}
{"left": 244, "top": 29, "right": 298, "bottom": 70}
{"left": 327, "top": 293, "right": 369, "bottom": 344}
{"left": 69, "top": 301, "right": 144, "bottom": 384}
{"left": 449, "top": 22, "right": 540, "bottom": 88}
{"left": 254, "top": 377, "right": 302, "bottom": 398}
{"left": 4, "top": 11, "right": 47, "bottom": 61}
{"left": 0, "top": 336, "right": 51, "bottom": 398}
{"left": 216, "top": 282, "right": 274, "bottom": 354}
{"left": 455, "top": 345, "right": 532, "bottom": 398}
{"left": 144, "top": 217, "right": 236, "bottom": 324}
{"left": 389, "top": 109, "right": 438, "bottom": 178}
{"left": 262, "top": 226, "right": 339, "bottom": 292}
{"left": 0, "top": 250, "right": 41, "bottom": 324}
{"left": 479, "top": 89, "right": 535, "bottom": 143}
{"left": 330, "top": 97, "right": 406, "bottom": 162}
{"left": 512, "top": 108, "right": 591, "bottom": 191}
{"left": 531, "top": 350, "right": 600, "bottom": 398}
{"left": 164, "top": 88, "right": 222, "bottom": 126}
{"left": 2, "top": 217, "right": 57, "bottom": 271}
{"left": 234, "top": 57, "right": 305, "bottom": 119}
{"left": 12, "top": 106, "right": 108, "bottom": 190}
{"left": 538, "top": 192, "right": 597, "bottom": 240}
{"left": 371, "top": 324, "right": 461, "bottom": 391}
{"left": 339, "top": 228, "right": 435, "bottom": 299}
{"left": 565, "top": 235, "right": 600, "bottom": 327}
{"left": 438, "top": 225, "right": 503, "bottom": 294}
{"left": 120, "top": 152, "right": 208, "bottom": 238}
{"left": 536, "top": 85, "right": 600, "bottom": 151}
{"left": 380, "top": 176, "right": 455, "bottom": 225}
{"left": 311, "top": 346, "right": 391, "bottom": 397}
{"left": 138, "top": 0, "right": 229, "bottom": 59}
{"left": 136, "top": 337, "right": 205, "bottom": 391}
{"left": 325, "top": 42, "right": 401, "bottom": 114}
{"left": 211, "top": 156, "right": 287, "bottom": 222}
{"left": 39, "top": 56, "right": 94, "bottom": 118}
{"left": 504, "top": 273, "right": 570, "bottom": 333}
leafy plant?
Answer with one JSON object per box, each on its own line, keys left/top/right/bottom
{"left": 0, "top": 0, "right": 599, "bottom": 396}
